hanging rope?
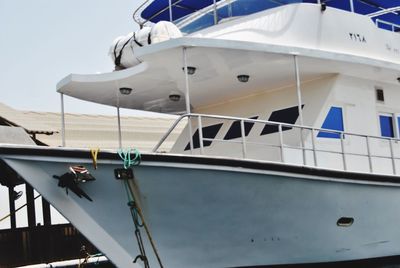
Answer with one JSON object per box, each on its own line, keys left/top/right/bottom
{"left": 0, "top": 194, "right": 41, "bottom": 223}
{"left": 118, "top": 148, "right": 141, "bottom": 169}
{"left": 118, "top": 148, "right": 164, "bottom": 268}
{"left": 90, "top": 148, "right": 100, "bottom": 169}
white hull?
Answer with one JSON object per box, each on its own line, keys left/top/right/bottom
{"left": 2, "top": 147, "right": 400, "bottom": 267}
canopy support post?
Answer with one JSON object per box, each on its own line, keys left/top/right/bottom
{"left": 293, "top": 55, "right": 304, "bottom": 126}
{"left": 117, "top": 107, "right": 122, "bottom": 149}
{"left": 168, "top": 0, "right": 173, "bottom": 21}
{"left": 349, "top": 0, "right": 354, "bottom": 12}
{"left": 293, "top": 55, "right": 306, "bottom": 165}
{"left": 60, "top": 93, "right": 66, "bottom": 147}
{"left": 183, "top": 47, "right": 194, "bottom": 153}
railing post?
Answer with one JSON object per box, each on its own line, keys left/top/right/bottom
{"left": 168, "top": 0, "right": 173, "bottom": 22}
{"left": 349, "top": 0, "right": 354, "bottom": 13}
{"left": 60, "top": 93, "right": 66, "bottom": 147}
{"left": 340, "top": 132, "right": 347, "bottom": 171}
{"left": 279, "top": 124, "right": 285, "bottom": 163}
{"left": 389, "top": 139, "right": 397, "bottom": 175}
{"left": 213, "top": 0, "right": 218, "bottom": 25}
{"left": 366, "top": 136, "right": 373, "bottom": 173}
{"left": 311, "top": 129, "right": 318, "bottom": 167}
{"left": 300, "top": 128, "right": 306, "bottom": 166}
{"left": 240, "top": 120, "right": 247, "bottom": 159}
{"left": 197, "top": 115, "right": 204, "bottom": 155}
{"left": 152, "top": 115, "right": 187, "bottom": 152}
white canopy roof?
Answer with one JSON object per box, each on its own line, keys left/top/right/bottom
{"left": 57, "top": 37, "right": 400, "bottom": 113}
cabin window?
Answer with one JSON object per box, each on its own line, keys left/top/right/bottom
{"left": 317, "top": 107, "right": 344, "bottom": 139}
{"left": 376, "top": 88, "right": 384, "bottom": 102}
{"left": 379, "top": 114, "right": 395, "bottom": 138}
{"left": 184, "top": 123, "right": 223, "bottom": 150}
{"left": 224, "top": 116, "right": 258, "bottom": 140}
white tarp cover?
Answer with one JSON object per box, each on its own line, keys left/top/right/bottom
{"left": 109, "top": 21, "right": 182, "bottom": 69}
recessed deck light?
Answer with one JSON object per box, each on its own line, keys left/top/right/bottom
{"left": 237, "top": 75, "right": 250, "bottom": 83}
{"left": 182, "top": 66, "right": 196, "bottom": 75}
{"left": 169, "top": 92, "right": 181, "bottom": 102}
{"left": 119, "top": 87, "right": 133, "bottom": 95}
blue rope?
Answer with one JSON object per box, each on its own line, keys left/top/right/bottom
{"left": 118, "top": 148, "right": 141, "bottom": 169}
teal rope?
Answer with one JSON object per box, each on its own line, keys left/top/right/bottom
{"left": 118, "top": 148, "right": 141, "bottom": 169}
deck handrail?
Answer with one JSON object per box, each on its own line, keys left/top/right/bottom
{"left": 153, "top": 113, "right": 400, "bottom": 175}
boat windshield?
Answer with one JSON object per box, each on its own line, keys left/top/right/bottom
{"left": 177, "top": 0, "right": 302, "bottom": 34}
{"left": 172, "top": 0, "right": 400, "bottom": 34}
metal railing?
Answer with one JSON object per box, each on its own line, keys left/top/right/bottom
{"left": 153, "top": 113, "right": 400, "bottom": 176}
{"left": 375, "top": 19, "right": 400, "bottom": 33}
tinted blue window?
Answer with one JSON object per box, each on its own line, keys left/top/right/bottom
{"left": 317, "top": 107, "right": 344, "bottom": 139}
{"left": 380, "top": 115, "right": 394, "bottom": 138}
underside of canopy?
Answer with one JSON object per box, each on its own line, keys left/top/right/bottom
{"left": 57, "top": 38, "right": 400, "bottom": 114}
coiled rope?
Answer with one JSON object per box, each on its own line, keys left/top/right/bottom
{"left": 118, "top": 148, "right": 141, "bottom": 169}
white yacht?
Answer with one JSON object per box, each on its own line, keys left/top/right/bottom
{"left": 2, "top": 0, "right": 400, "bottom": 267}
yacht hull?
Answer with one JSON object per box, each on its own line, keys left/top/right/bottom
{"left": 1, "top": 147, "right": 400, "bottom": 267}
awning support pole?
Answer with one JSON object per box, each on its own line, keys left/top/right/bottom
{"left": 169, "top": 0, "right": 173, "bottom": 21}
{"left": 294, "top": 55, "right": 306, "bottom": 165}
{"left": 294, "top": 55, "right": 304, "bottom": 126}
{"left": 117, "top": 107, "right": 122, "bottom": 149}
{"left": 183, "top": 47, "right": 194, "bottom": 153}
{"left": 60, "top": 93, "right": 66, "bottom": 147}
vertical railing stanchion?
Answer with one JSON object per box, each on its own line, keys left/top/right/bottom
{"left": 311, "top": 128, "right": 318, "bottom": 167}
{"left": 389, "top": 139, "right": 396, "bottom": 175}
{"left": 240, "top": 120, "right": 247, "bottom": 159}
{"left": 349, "top": 0, "right": 354, "bottom": 12}
{"left": 198, "top": 115, "right": 204, "bottom": 155}
{"left": 213, "top": 0, "right": 217, "bottom": 25}
{"left": 117, "top": 107, "right": 122, "bottom": 149}
{"left": 60, "top": 93, "right": 66, "bottom": 147}
{"left": 168, "top": 0, "right": 173, "bottom": 22}
{"left": 279, "top": 124, "right": 285, "bottom": 163}
{"left": 340, "top": 132, "right": 347, "bottom": 171}
{"left": 366, "top": 136, "right": 373, "bottom": 173}
{"left": 300, "top": 128, "right": 306, "bottom": 166}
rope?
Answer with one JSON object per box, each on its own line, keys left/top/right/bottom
{"left": 0, "top": 194, "right": 41, "bottom": 223}
{"left": 90, "top": 148, "right": 99, "bottom": 169}
{"left": 125, "top": 181, "right": 166, "bottom": 268}
{"left": 118, "top": 148, "right": 141, "bottom": 169}
{"left": 118, "top": 148, "right": 164, "bottom": 268}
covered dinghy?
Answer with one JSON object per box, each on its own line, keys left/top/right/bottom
{"left": 110, "top": 21, "right": 182, "bottom": 69}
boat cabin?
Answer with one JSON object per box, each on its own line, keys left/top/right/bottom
{"left": 58, "top": 0, "right": 400, "bottom": 176}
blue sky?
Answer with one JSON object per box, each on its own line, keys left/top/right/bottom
{"left": 0, "top": 0, "right": 141, "bottom": 114}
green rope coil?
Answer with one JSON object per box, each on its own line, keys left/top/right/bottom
{"left": 118, "top": 148, "right": 141, "bottom": 169}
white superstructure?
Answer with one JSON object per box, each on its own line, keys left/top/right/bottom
{"left": 2, "top": 1, "right": 400, "bottom": 267}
